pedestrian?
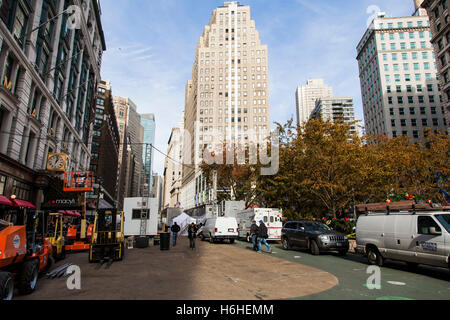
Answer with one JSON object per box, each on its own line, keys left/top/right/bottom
{"left": 188, "top": 222, "right": 198, "bottom": 250}
{"left": 250, "top": 220, "right": 259, "bottom": 251}
{"left": 257, "top": 220, "right": 272, "bottom": 253}
{"left": 171, "top": 222, "right": 181, "bottom": 247}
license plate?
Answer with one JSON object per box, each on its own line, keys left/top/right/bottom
{"left": 228, "top": 228, "right": 234, "bottom": 232}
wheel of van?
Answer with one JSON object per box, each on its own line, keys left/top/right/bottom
{"left": 367, "top": 247, "right": 384, "bottom": 267}
{"left": 406, "top": 262, "right": 418, "bottom": 270}
{"left": 0, "top": 272, "right": 14, "bottom": 301}
{"left": 282, "top": 237, "right": 291, "bottom": 250}
{"left": 230, "top": 239, "right": 235, "bottom": 244}
{"left": 209, "top": 234, "right": 214, "bottom": 244}
{"left": 18, "top": 259, "right": 39, "bottom": 295}
{"left": 338, "top": 250, "right": 347, "bottom": 257}
{"left": 200, "top": 233, "right": 206, "bottom": 241}
{"left": 310, "top": 240, "right": 320, "bottom": 256}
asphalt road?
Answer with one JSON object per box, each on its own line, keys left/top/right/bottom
{"left": 234, "top": 240, "right": 450, "bottom": 300}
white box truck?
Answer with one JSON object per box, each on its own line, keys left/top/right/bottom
{"left": 236, "top": 208, "right": 283, "bottom": 242}
{"left": 123, "top": 198, "right": 158, "bottom": 237}
{"left": 356, "top": 204, "right": 450, "bottom": 269}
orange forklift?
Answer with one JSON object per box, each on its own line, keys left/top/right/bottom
{"left": 64, "top": 211, "right": 94, "bottom": 252}
{"left": 0, "top": 199, "right": 53, "bottom": 300}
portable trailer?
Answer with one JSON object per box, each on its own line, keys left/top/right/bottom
{"left": 123, "top": 198, "right": 158, "bottom": 237}
{"left": 0, "top": 206, "right": 53, "bottom": 300}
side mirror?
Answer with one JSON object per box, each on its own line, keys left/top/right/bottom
{"left": 429, "top": 227, "right": 442, "bottom": 236}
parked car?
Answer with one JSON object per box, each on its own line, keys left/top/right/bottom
{"left": 281, "top": 221, "right": 349, "bottom": 255}
{"left": 200, "top": 217, "right": 239, "bottom": 244}
{"left": 356, "top": 210, "right": 450, "bottom": 269}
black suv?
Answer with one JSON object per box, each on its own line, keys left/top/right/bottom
{"left": 281, "top": 221, "right": 349, "bottom": 256}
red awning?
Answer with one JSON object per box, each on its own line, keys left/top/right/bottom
{"left": 66, "top": 211, "right": 81, "bottom": 217}
{"left": 12, "top": 199, "right": 36, "bottom": 209}
{"left": 0, "top": 196, "right": 13, "bottom": 206}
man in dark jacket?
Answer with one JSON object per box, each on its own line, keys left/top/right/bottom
{"left": 171, "top": 222, "right": 181, "bottom": 247}
{"left": 188, "top": 223, "right": 198, "bottom": 250}
{"left": 250, "top": 220, "right": 259, "bottom": 251}
{"left": 257, "top": 220, "right": 272, "bottom": 253}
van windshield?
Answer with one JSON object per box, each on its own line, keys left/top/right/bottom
{"left": 436, "top": 214, "right": 450, "bottom": 233}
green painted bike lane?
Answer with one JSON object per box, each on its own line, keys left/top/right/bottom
{"left": 234, "top": 241, "right": 450, "bottom": 300}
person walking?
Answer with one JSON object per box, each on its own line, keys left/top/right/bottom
{"left": 171, "top": 222, "right": 181, "bottom": 247}
{"left": 257, "top": 220, "right": 272, "bottom": 253}
{"left": 250, "top": 220, "right": 259, "bottom": 251}
{"left": 188, "top": 222, "right": 198, "bottom": 250}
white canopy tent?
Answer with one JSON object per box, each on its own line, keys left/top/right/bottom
{"left": 171, "top": 213, "right": 197, "bottom": 236}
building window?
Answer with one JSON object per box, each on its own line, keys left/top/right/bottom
{"left": 12, "top": 5, "right": 28, "bottom": 44}
{"left": 0, "top": 175, "right": 6, "bottom": 195}
{"left": 12, "top": 180, "right": 32, "bottom": 202}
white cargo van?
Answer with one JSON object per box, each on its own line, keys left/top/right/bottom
{"left": 200, "top": 217, "right": 239, "bottom": 244}
{"left": 356, "top": 210, "right": 450, "bottom": 269}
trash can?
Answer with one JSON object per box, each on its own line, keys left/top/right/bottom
{"left": 160, "top": 232, "right": 170, "bottom": 251}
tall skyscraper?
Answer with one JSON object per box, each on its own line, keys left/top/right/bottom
{"left": 181, "top": 1, "right": 270, "bottom": 210}
{"left": 295, "top": 79, "right": 333, "bottom": 126}
{"left": 421, "top": 0, "right": 450, "bottom": 135}
{"left": 113, "top": 97, "right": 144, "bottom": 198}
{"left": 141, "top": 114, "right": 156, "bottom": 190}
{"left": 163, "top": 114, "right": 184, "bottom": 209}
{"left": 357, "top": 5, "right": 447, "bottom": 141}
{"left": 89, "top": 80, "right": 120, "bottom": 209}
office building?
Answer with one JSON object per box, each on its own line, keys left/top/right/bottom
{"left": 0, "top": 0, "right": 105, "bottom": 209}
{"left": 181, "top": 1, "right": 270, "bottom": 210}
{"left": 421, "top": 0, "right": 450, "bottom": 134}
{"left": 310, "top": 97, "right": 358, "bottom": 135}
{"left": 356, "top": 3, "right": 447, "bottom": 141}
{"left": 296, "top": 79, "right": 333, "bottom": 127}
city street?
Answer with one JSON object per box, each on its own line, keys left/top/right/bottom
{"left": 16, "top": 238, "right": 449, "bottom": 301}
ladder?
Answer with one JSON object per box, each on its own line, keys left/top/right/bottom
{"left": 140, "top": 199, "right": 148, "bottom": 236}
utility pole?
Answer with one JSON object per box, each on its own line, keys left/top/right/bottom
{"left": 213, "top": 169, "right": 218, "bottom": 217}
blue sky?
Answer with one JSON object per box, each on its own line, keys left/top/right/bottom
{"left": 99, "top": 0, "right": 416, "bottom": 175}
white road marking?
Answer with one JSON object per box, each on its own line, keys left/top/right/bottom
{"left": 387, "top": 281, "right": 406, "bottom": 286}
